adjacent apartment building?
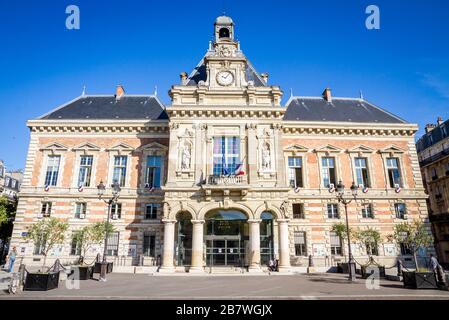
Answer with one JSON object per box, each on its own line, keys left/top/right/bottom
{"left": 416, "top": 117, "right": 449, "bottom": 267}
{"left": 0, "top": 160, "right": 23, "bottom": 202}
{"left": 9, "top": 16, "right": 430, "bottom": 273}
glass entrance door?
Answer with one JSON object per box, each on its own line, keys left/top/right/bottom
{"left": 205, "top": 236, "right": 243, "bottom": 267}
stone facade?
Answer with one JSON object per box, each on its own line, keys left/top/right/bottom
{"left": 9, "top": 15, "right": 430, "bottom": 273}
{"left": 417, "top": 117, "right": 449, "bottom": 266}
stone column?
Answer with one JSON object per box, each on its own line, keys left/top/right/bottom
{"left": 194, "top": 124, "right": 205, "bottom": 184}
{"left": 273, "top": 124, "right": 286, "bottom": 186}
{"left": 277, "top": 219, "right": 291, "bottom": 272}
{"left": 247, "top": 124, "right": 258, "bottom": 184}
{"left": 248, "top": 219, "right": 263, "bottom": 272}
{"left": 159, "top": 219, "right": 176, "bottom": 273}
{"left": 166, "top": 123, "right": 179, "bottom": 186}
{"left": 190, "top": 219, "right": 205, "bottom": 273}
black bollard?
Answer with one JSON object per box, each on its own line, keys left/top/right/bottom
{"left": 397, "top": 260, "right": 403, "bottom": 277}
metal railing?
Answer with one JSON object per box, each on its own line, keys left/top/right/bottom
{"left": 207, "top": 175, "right": 246, "bottom": 185}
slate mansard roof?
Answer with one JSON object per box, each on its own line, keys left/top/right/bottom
{"left": 39, "top": 95, "right": 168, "bottom": 120}
{"left": 284, "top": 97, "right": 407, "bottom": 124}
{"left": 416, "top": 118, "right": 449, "bottom": 153}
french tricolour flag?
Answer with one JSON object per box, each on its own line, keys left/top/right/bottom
{"left": 234, "top": 163, "right": 245, "bottom": 176}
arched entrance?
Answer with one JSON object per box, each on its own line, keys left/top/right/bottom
{"left": 175, "top": 212, "right": 192, "bottom": 266}
{"left": 204, "top": 209, "right": 248, "bottom": 267}
{"left": 260, "top": 212, "right": 275, "bottom": 265}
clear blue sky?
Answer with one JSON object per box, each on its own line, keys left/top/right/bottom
{"left": 1, "top": 0, "right": 448, "bottom": 171}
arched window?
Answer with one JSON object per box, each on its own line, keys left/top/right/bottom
{"left": 219, "top": 28, "right": 230, "bottom": 38}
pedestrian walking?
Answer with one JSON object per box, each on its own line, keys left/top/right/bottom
{"left": 430, "top": 254, "right": 445, "bottom": 283}
{"left": 6, "top": 246, "right": 17, "bottom": 273}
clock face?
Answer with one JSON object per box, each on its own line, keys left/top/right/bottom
{"left": 216, "top": 71, "right": 234, "bottom": 86}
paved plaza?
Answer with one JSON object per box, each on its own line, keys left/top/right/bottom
{"left": 1, "top": 273, "right": 449, "bottom": 300}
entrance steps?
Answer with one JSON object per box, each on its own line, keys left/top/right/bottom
{"left": 207, "top": 266, "right": 246, "bottom": 274}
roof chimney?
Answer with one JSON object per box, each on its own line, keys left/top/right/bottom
{"left": 322, "top": 88, "right": 332, "bottom": 102}
{"left": 261, "top": 73, "right": 269, "bottom": 84}
{"left": 115, "top": 85, "right": 125, "bottom": 100}
{"left": 425, "top": 123, "right": 437, "bottom": 133}
{"left": 437, "top": 116, "right": 444, "bottom": 126}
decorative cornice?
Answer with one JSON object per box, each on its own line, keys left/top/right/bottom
{"left": 167, "top": 106, "right": 285, "bottom": 120}
{"left": 27, "top": 120, "right": 169, "bottom": 134}
{"left": 282, "top": 121, "right": 417, "bottom": 137}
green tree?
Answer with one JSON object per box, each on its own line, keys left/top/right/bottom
{"left": 391, "top": 219, "right": 434, "bottom": 270}
{"left": 72, "top": 222, "right": 115, "bottom": 262}
{"left": 0, "top": 196, "right": 17, "bottom": 259}
{"left": 331, "top": 222, "right": 354, "bottom": 241}
{"left": 24, "top": 217, "right": 69, "bottom": 270}
{"left": 353, "top": 228, "right": 382, "bottom": 257}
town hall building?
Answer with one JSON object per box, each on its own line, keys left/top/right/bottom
{"left": 10, "top": 16, "right": 429, "bottom": 273}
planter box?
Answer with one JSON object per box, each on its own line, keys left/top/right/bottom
{"left": 70, "top": 266, "right": 93, "bottom": 280}
{"left": 403, "top": 271, "right": 438, "bottom": 289}
{"left": 337, "top": 263, "right": 349, "bottom": 274}
{"left": 93, "top": 262, "right": 113, "bottom": 274}
{"left": 361, "top": 265, "right": 386, "bottom": 279}
{"left": 24, "top": 271, "right": 59, "bottom": 291}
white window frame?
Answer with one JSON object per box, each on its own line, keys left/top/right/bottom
{"left": 75, "top": 202, "right": 87, "bottom": 219}
{"left": 327, "top": 203, "right": 340, "bottom": 219}
{"left": 144, "top": 204, "right": 160, "bottom": 220}
{"left": 137, "top": 142, "right": 168, "bottom": 189}
{"left": 354, "top": 157, "right": 371, "bottom": 188}
{"left": 288, "top": 156, "right": 304, "bottom": 188}
{"left": 77, "top": 155, "right": 94, "bottom": 187}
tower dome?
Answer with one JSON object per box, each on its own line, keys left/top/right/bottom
{"left": 215, "top": 15, "right": 233, "bottom": 25}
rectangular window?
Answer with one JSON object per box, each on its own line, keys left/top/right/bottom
{"left": 288, "top": 157, "right": 303, "bottom": 188}
{"left": 143, "top": 232, "right": 156, "bottom": 257}
{"left": 292, "top": 203, "right": 305, "bottom": 219}
{"left": 400, "top": 243, "right": 412, "bottom": 255}
{"left": 112, "top": 156, "right": 127, "bottom": 187}
{"left": 33, "top": 235, "right": 46, "bottom": 255}
{"left": 145, "top": 204, "right": 160, "bottom": 220}
{"left": 70, "top": 235, "right": 82, "bottom": 256}
{"left": 106, "top": 232, "right": 119, "bottom": 256}
{"left": 354, "top": 157, "right": 370, "bottom": 188}
{"left": 386, "top": 158, "right": 402, "bottom": 188}
{"left": 366, "top": 243, "right": 379, "bottom": 256}
{"left": 44, "top": 155, "right": 61, "bottom": 186}
{"left": 431, "top": 168, "right": 438, "bottom": 180}
{"left": 321, "top": 157, "right": 336, "bottom": 188}
{"left": 394, "top": 203, "right": 406, "bottom": 219}
{"left": 78, "top": 155, "right": 93, "bottom": 187}
{"left": 213, "top": 136, "right": 240, "bottom": 176}
{"left": 362, "top": 204, "right": 374, "bottom": 219}
{"left": 146, "top": 156, "right": 162, "bottom": 188}
{"left": 75, "top": 202, "right": 87, "bottom": 219}
{"left": 327, "top": 203, "right": 339, "bottom": 219}
{"left": 111, "top": 203, "right": 122, "bottom": 219}
{"left": 41, "top": 202, "right": 52, "bottom": 217}
{"left": 330, "top": 232, "right": 342, "bottom": 255}
{"left": 294, "top": 231, "right": 307, "bottom": 256}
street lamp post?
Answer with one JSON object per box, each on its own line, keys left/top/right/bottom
{"left": 332, "top": 180, "right": 358, "bottom": 282}
{"left": 97, "top": 180, "right": 121, "bottom": 282}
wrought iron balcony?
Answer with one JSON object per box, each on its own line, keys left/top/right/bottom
{"left": 420, "top": 149, "right": 449, "bottom": 167}
{"left": 206, "top": 175, "right": 247, "bottom": 185}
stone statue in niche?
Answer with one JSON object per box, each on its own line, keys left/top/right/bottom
{"left": 181, "top": 141, "right": 191, "bottom": 170}
{"left": 280, "top": 200, "right": 290, "bottom": 219}
{"left": 261, "top": 143, "right": 271, "bottom": 170}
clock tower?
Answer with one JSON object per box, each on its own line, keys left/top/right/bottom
{"left": 168, "top": 15, "right": 283, "bottom": 106}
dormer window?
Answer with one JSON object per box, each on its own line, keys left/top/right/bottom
{"left": 219, "top": 27, "right": 230, "bottom": 39}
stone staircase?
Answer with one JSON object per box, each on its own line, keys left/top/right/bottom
{"left": 207, "top": 266, "right": 246, "bottom": 274}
